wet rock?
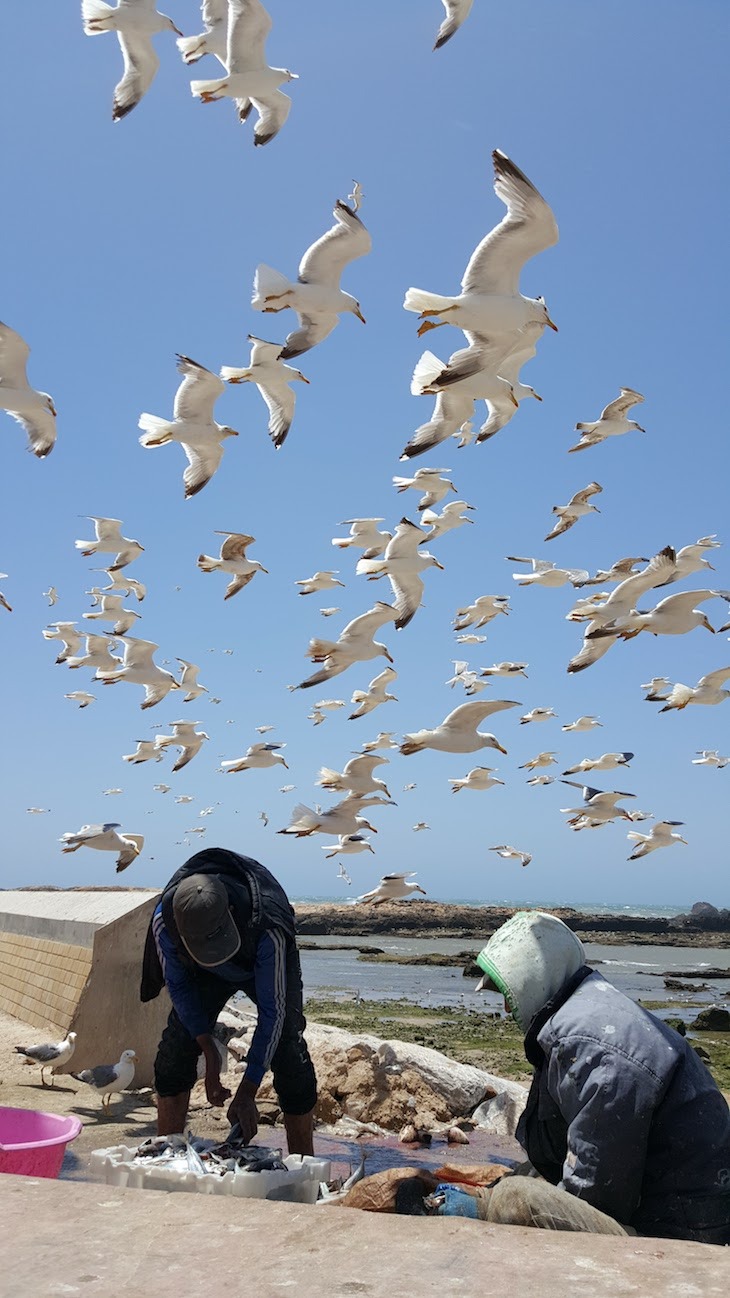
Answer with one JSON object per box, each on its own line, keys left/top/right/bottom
{"left": 693, "top": 1007, "right": 730, "bottom": 1032}
{"left": 664, "top": 1017, "right": 687, "bottom": 1037}
{"left": 664, "top": 977, "right": 708, "bottom": 991}
{"left": 472, "top": 1090, "right": 526, "bottom": 1138}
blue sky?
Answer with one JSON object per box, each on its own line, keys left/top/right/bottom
{"left": 2, "top": 2, "right": 728, "bottom": 905}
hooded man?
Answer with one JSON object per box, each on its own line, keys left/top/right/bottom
{"left": 472, "top": 911, "right": 730, "bottom": 1243}
{"left": 141, "top": 848, "right": 317, "bottom": 1155}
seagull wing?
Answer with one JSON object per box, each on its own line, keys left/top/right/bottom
{"left": 385, "top": 519, "right": 425, "bottom": 559}
{"left": 297, "top": 201, "right": 372, "bottom": 288}
{"left": 599, "top": 388, "right": 644, "bottom": 420}
{"left": 434, "top": 0, "right": 474, "bottom": 49}
{"left": 461, "top": 150, "right": 558, "bottom": 297}
{"left": 0, "top": 321, "right": 31, "bottom": 386}
{"left": 647, "top": 589, "right": 719, "bottom": 617}
{"left": 601, "top": 547, "right": 677, "bottom": 615}
{"left": 120, "top": 637, "right": 158, "bottom": 669}
{"left": 226, "top": 0, "right": 272, "bottom": 73}
{"left": 81, "top": 1063, "right": 120, "bottom": 1088}
{"left": 6, "top": 406, "right": 57, "bottom": 458}
{"left": 251, "top": 90, "right": 292, "bottom": 147}
{"left": 389, "top": 570, "right": 425, "bottom": 630}
{"left": 174, "top": 356, "right": 224, "bottom": 422}
{"left": 440, "top": 698, "right": 520, "bottom": 731}
{"left": 339, "top": 603, "right": 397, "bottom": 642}
{"left": 218, "top": 532, "right": 255, "bottom": 560}
{"left": 570, "top": 481, "right": 603, "bottom": 505}
{"left": 257, "top": 372, "right": 296, "bottom": 448}
{"left": 281, "top": 313, "right": 338, "bottom": 359}
{"left": 181, "top": 437, "right": 225, "bottom": 497}
{"left": 495, "top": 323, "right": 546, "bottom": 382}
{"left": 114, "top": 30, "right": 160, "bottom": 121}
{"left": 697, "top": 666, "right": 730, "bottom": 689}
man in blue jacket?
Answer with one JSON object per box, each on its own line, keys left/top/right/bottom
{"left": 473, "top": 912, "right": 730, "bottom": 1243}
{"left": 141, "top": 848, "right": 317, "bottom": 1155}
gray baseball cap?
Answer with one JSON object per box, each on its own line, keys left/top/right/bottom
{"left": 173, "top": 874, "right": 241, "bottom": 968}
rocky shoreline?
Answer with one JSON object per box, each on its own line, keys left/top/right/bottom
{"left": 293, "top": 901, "right": 730, "bottom": 947}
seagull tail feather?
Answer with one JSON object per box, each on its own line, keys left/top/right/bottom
{"left": 138, "top": 414, "right": 174, "bottom": 446}
{"left": 403, "top": 288, "right": 456, "bottom": 316}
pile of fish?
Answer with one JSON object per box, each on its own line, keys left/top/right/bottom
{"left": 134, "top": 1131, "right": 287, "bottom": 1177}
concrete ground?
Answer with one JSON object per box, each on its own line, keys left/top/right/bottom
{"left": 2, "top": 1174, "right": 729, "bottom": 1298}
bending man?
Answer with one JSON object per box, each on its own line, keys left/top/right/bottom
{"left": 141, "top": 847, "right": 317, "bottom": 1155}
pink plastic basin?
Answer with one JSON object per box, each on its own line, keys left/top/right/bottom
{"left": 0, "top": 1107, "right": 82, "bottom": 1179}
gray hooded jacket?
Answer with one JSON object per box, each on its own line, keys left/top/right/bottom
{"left": 477, "top": 912, "right": 730, "bottom": 1243}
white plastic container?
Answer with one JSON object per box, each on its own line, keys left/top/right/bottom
{"left": 88, "top": 1142, "right": 330, "bottom": 1203}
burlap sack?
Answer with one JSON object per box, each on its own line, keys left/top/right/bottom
{"left": 342, "top": 1167, "right": 440, "bottom": 1212}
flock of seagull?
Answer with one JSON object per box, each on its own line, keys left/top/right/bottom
{"left": 3, "top": 2, "right": 727, "bottom": 909}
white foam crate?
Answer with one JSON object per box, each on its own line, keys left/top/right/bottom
{"left": 88, "top": 1143, "right": 331, "bottom": 1203}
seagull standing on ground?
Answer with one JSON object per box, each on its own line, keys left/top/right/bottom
{"left": 60, "top": 824, "right": 144, "bottom": 872}
{"left": 82, "top": 0, "right": 182, "bottom": 121}
{"left": 72, "top": 1049, "right": 138, "bottom": 1108}
{"left": 569, "top": 389, "right": 645, "bottom": 452}
{"left": 15, "top": 1032, "right": 77, "bottom": 1085}
{"left": 191, "top": 0, "right": 298, "bottom": 146}
{"left": 139, "top": 356, "right": 239, "bottom": 498}
{"left": 221, "top": 336, "right": 309, "bottom": 449}
{"left": 0, "top": 321, "right": 57, "bottom": 457}
{"left": 253, "top": 198, "right": 370, "bottom": 356}
{"left": 198, "top": 532, "right": 268, "bottom": 599}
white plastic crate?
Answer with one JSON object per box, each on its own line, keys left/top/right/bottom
{"left": 88, "top": 1143, "right": 331, "bottom": 1203}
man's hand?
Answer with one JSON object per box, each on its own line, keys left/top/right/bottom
{"left": 228, "top": 1079, "right": 259, "bottom": 1145}
{"left": 196, "top": 1033, "right": 231, "bottom": 1108}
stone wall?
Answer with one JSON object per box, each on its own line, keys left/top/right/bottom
{"left": 0, "top": 931, "right": 92, "bottom": 1036}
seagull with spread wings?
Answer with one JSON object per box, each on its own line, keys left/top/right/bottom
{"left": 401, "top": 698, "right": 519, "bottom": 755}
{"left": 96, "top": 636, "right": 181, "bottom": 708}
{"left": 401, "top": 347, "right": 518, "bottom": 459}
{"left": 296, "top": 603, "right": 397, "bottom": 690}
{"left": 569, "top": 388, "right": 645, "bottom": 452}
{"left": 75, "top": 518, "right": 144, "bottom": 570}
{"left": 658, "top": 667, "right": 730, "bottom": 712}
{"left": 60, "top": 823, "right": 144, "bottom": 872}
{"left": 0, "top": 322, "right": 57, "bottom": 457}
{"left": 544, "top": 482, "right": 602, "bottom": 541}
{"left": 404, "top": 150, "right": 558, "bottom": 342}
{"left": 253, "top": 199, "right": 371, "bottom": 357}
{"left": 356, "top": 519, "right": 444, "bottom": 629}
{"left": 177, "top": 0, "right": 228, "bottom": 65}
{"left": 191, "top": 0, "right": 298, "bottom": 145}
{"left": 198, "top": 532, "right": 268, "bottom": 599}
{"left": 433, "top": 0, "right": 474, "bottom": 49}
{"left": 82, "top": 0, "right": 182, "bottom": 121}
{"left": 357, "top": 873, "right": 427, "bottom": 904}
{"left": 627, "top": 821, "right": 688, "bottom": 860}
{"left": 139, "top": 356, "right": 239, "bottom": 498}
{"left": 221, "top": 336, "right": 309, "bottom": 449}
{"left": 349, "top": 666, "right": 398, "bottom": 720}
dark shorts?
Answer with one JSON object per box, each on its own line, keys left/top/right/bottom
{"left": 154, "top": 944, "right": 317, "bottom": 1115}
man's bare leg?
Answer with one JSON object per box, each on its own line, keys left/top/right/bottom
{"left": 283, "top": 1108, "right": 314, "bottom": 1157}
{"left": 157, "top": 1091, "right": 190, "bottom": 1136}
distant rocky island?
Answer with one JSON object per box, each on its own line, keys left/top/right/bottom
{"left": 293, "top": 900, "right": 730, "bottom": 947}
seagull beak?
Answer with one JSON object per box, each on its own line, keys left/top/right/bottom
{"left": 494, "top": 742, "right": 508, "bottom": 755}
{"left": 546, "top": 315, "right": 559, "bottom": 332}
{"left": 678, "top": 837, "right": 688, "bottom": 845}
{"left": 384, "top": 649, "right": 394, "bottom": 663}
{"left": 281, "top": 759, "right": 289, "bottom": 769}
{"left": 49, "top": 400, "right": 58, "bottom": 417}
{"left": 434, "top": 559, "right": 445, "bottom": 570}
{"left": 701, "top": 616, "right": 715, "bottom": 632}
{"left": 532, "top": 392, "right": 544, "bottom": 402}
{"left": 298, "top": 373, "right": 310, "bottom": 384}
{"left": 173, "top": 25, "right": 184, "bottom": 36}
{"left": 354, "top": 308, "right": 366, "bottom": 324}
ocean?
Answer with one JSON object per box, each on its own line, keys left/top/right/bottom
{"left": 292, "top": 897, "right": 701, "bottom": 919}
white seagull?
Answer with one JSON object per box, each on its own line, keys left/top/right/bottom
{"left": 278, "top": 795, "right": 391, "bottom": 838}
{"left": 332, "top": 519, "right": 392, "bottom": 559}
{"left": 221, "top": 742, "right": 288, "bottom": 773}
{"left": 76, "top": 518, "right": 144, "bottom": 571}
{"left": 72, "top": 1049, "right": 138, "bottom": 1108}
{"left": 692, "top": 750, "right": 729, "bottom": 769}
{"left": 221, "top": 336, "right": 309, "bottom": 449}
{"left": 15, "top": 1032, "right": 77, "bottom": 1086}
{"left": 401, "top": 348, "right": 517, "bottom": 459}
{"left": 563, "top": 752, "right": 633, "bottom": 775}
{"left": 0, "top": 321, "right": 57, "bottom": 457}
{"left": 520, "top": 707, "right": 557, "bottom": 725}
{"left": 43, "top": 623, "right": 83, "bottom": 663}
{"left": 60, "top": 823, "right": 144, "bottom": 872}
{"left": 400, "top": 698, "right": 519, "bottom": 755}
{"left": 296, "top": 570, "right": 345, "bottom": 596}
{"left": 296, "top": 602, "right": 396, "bottom": 690}
{"left": 627, "top": 821, "right": 688, "bottom": 860}
{"left": 177, "top": 0, "right": 227, "bottom": 65}
{"left": 404, "top": 150, "right": 558, "bottom": 342}
{"left": 318, "top": 754, "right": 391, "bottom": 799}
{"left": 658, "top": 668, "right": 730, "bottom": 712}
{"left": 490, "top": 845, "right": 531, "bottom": 868}
{"left": 662, "top": 536, "right": 722, "bottom": 585}
{"left": 322, "top": 833, "right": 375, "bottom": 859}
{"left": 0, "top": 575, "right": 11, "bottom": 613}
{"left": 81, "top": 0, "right": 182, "bottom": 121}
{"left": 569, "top": 388, "right": 645, "bottom": 452}
{"left": 562, "top": 716, "right": 602, "bottom": 732}
{"left": 253, "top": 199, "right": 370, "bottom": 357}
{"left": 527, "top": 774, "right": 555, "bottom": 786}
{"left": 454, "top": 594, "right": 510, "bottom": 630}
{"left": 356, "top": 519, "right": 444, "bottom": 630}
{"left": 191, "top": 0, "right": 298, "bottom": 146}
{"left": 155, "top": 721, "right": 209, "bottom": 771}
{"left": 518, "top": 751, "right": 558, "bottom": 771}
{"left": 139, "top": 356, "right": 239, "bottom": 498}
{"left": 545, "top": 482, "right": 602, "bottom": 541}
{"left": 43, "top": 587, "right": 58, "bottom": 607}
{"left": 359, "top": 732, "right": 398, "bottom": 753}
{"left": 508, "top": 557, "right": 589, "bottom": 588}
{"left": 349, "top": 667, "right": 398, "bottom": 719}
{"left": 419, "top": 501, "right": 476, "bottom": 543}
{"left": 577, "top": 556, "right": 650, "bottom": 587}
{"left": 154, "top": 783, "right": 172, "bottom": 793}
{"left": 177, "top": 658, "right": 208, "bottom": 701}
{"left": 92, "top": 570, "right": 147, "bottom": 602}
{"left": 83, "top": 593, "right": 140, "bottom": 635}
{"left": 357, "top": 873, "right": 427, "bottom": 904}
{"left": 97, "top": 636, "right": 181, "bottom": 708}
{"left": 64, "top": 691, "right": 96, "bottom": 709}
{"left": 480, "top": 661, "right": 529, "bottom": 678}
{"left": 588, "top": 589, "right": 730, "bottom": 640}
{"left": 392, "top": 467, "right": 457, "bottom": 511}
{"left": 65, "top": 634, "right": 122, "bottom": 674}
{"left": 449, "top": 766, "right": 504, "bottom": 793}
{"left": 198, "top": 532, "right": 268, "bottom": 599}
{"left": 433, "top": 0, "right": 474, "bottom": 49}
{"left": 560, "top": 782, "right": 635, "bottom": 829}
